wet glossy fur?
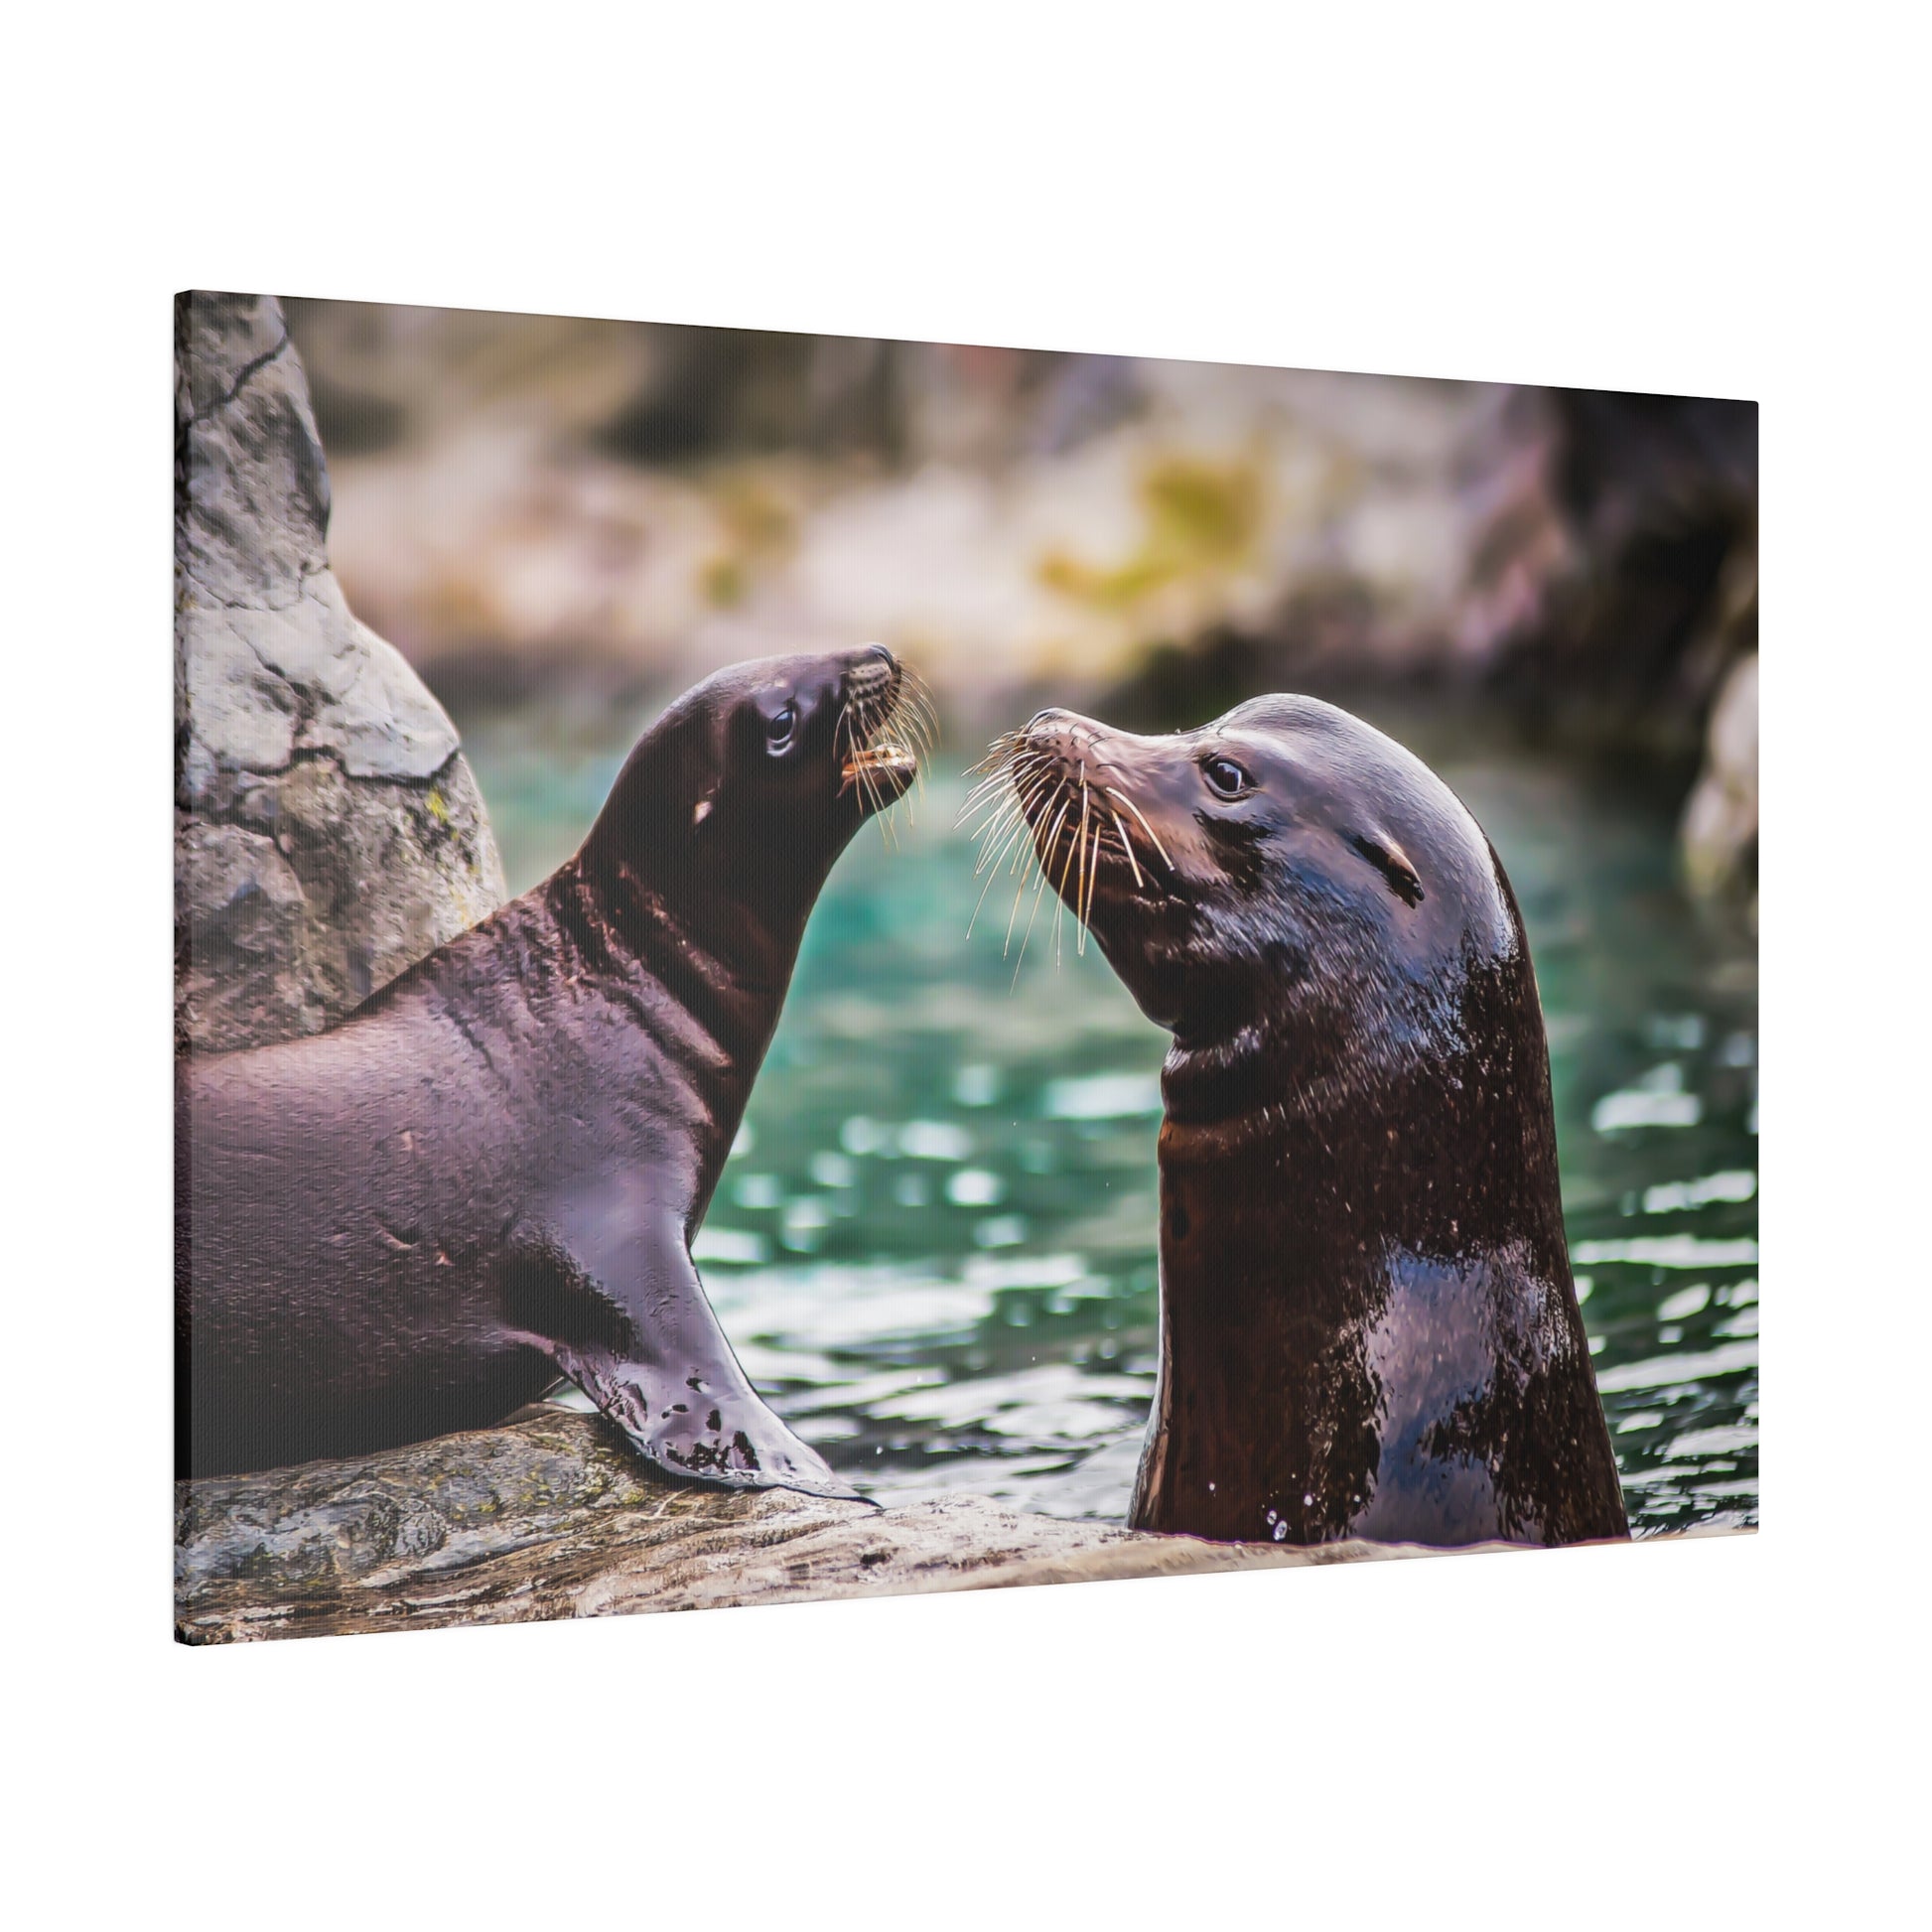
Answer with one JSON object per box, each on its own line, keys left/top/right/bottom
{"left": 1000, "top": 696, "right": 1629, "bottom": 1546}
{"left": 178, "top": 646, "right": 919, "bottom": 1495}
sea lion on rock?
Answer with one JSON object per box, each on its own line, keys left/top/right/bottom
{"left": 968, "top": 697, "right": 1628, "bottom": 1547}
{"left": 179, "top": 645, "right": 928, "bottom": 1495}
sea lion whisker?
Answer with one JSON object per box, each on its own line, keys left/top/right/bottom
{"left": 968, "top": 770, "right": 1041, "bottom": 850}
{"left": 1007, "top": 759, "right": 1054, "bottom": 810}
{"left": 838, "top": 695, "right": 876, "bottom": 782}
{"left": 844, "top": 699, "right": 879, "bottom": 811}
{"left": 1053, "top": 801, "right": 1085, "bottom": 969}
{"left": 869, "top": 694, "right": 911, "bottom": 843}
{"left": 959, "top": 752, "right": 1044, "bottom": 822}
{"left": 978, "top": 805, "right": 1037, "bottom": 881}
{"left": 1010, "top": 817, "right": 1042, "bottom": 874}
{"left": 1003, "top": 877, "right": 1030, "bottom": 953}
{"left": 1073, "top": 779, "right": 1093, "bottom": 955}
{"left": 1001, "top": 809, "right": 1052, "bottom": 948}
{"left": 966, "top": 812, "right": 1042, "bottom": 936}
{"left": 909, "top": 695, "right": 942, "bottom": 767}
{"left": 1074, "top": 823, "right": 1088, "bottom": 955}
{"left": 1108, "top": 808, "right": 1146, "bottom": 889}
{"left": 1079, "top": 818, "right": 1101, "bottom": 951}
{"left": 837, "top": 674, "right": 924, "bottom": 838}
{"left": 1035, "top": 791, "right": 1081, "bottom": 934}
{"left": 898, "top": 661, "right": 938, "bottom": 732}
{"left": 964, "top": 742, "right": 1017, "bottom": 783}
{"left": 973, "top": 768, "right": 1052, "bottom": 858}
{"left": 972, "top": 800, "right": 1030, "bottom": 876}
{"left": 1011, "top": 839, "right": 1054, "bottom": 977}
{"left": 1079, "top": 809, "right": 1104, "bottom": 948}
{"left": 1001, "top": 776, "right": 1061, "bottom": 961}
{"left": 1036, "top": 795, "right": 1071, "bottom": 895}
{"left": 880, "top": 762, "right": 907, "bottom": 846}
{"left": 1105, "top": 785, "right": 1173, "bottom": 872}
{"left": 1009, "top": 766, "right": 1055, "bottom": 827}
{"left": 959, "top": 768, "right": 1023, "bottom": 822}
{"left": 894, "top": 682, "right": 936, "bottom": 809}
{"left": 971, "top": 734, "right": 1038, "bottom": 785}
{"left": 859, "top": 718, "right": 894, "bottom": 843}
{"left": 962, "top": 775, "right": 1036, "bottom": 841}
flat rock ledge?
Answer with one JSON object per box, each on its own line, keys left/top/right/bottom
{"left": 176, "top": 1414, "right": 1451, "bottom": 1644}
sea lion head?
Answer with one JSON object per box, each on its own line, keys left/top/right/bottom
{"left": 584, "top": 643, "right": 928, "bottom": 925}
{"left": 986, "top": 696, "right": 1522, "bottom": 1098}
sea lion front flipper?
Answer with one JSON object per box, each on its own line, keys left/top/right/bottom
{"left": 517, "top": 1206, "right": 866, "bottom": 1504}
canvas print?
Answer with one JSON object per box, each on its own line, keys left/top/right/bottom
{"left": 174, "top": 293, "right": 1757, "bottom": 1641}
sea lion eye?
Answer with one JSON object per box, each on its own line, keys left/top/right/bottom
{"left": 765, "top": 704, "right": 797, "bottom": 755}
{"left": 1201, "top": 755, "right": 1251, "bottom": 799}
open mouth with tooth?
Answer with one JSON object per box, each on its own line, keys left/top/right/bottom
{"left": 837, "top": 657, "right": 934, "bottom": 812}
{"left": 841, "top": 739, "right": 919, "bottom": 785}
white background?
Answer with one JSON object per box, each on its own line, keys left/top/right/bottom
{"left": 3, "top": 5, "right": 1923, "bottom": 1925}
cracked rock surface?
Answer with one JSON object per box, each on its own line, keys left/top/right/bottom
{"left": 175, "top": 291, "right": 505, "bottom": 1053}
{"left": 174, "top": 1413, "right": 1416, "bottom": 1643}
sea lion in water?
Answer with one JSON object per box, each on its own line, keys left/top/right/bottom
{"left": 178, "top": 644, "right": 928, "bottom": 1494}
{"left": 969, "top": 697, "right": 1628, "bottom": 1547}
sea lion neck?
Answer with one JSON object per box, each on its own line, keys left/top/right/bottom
{"left": 541, "top": 840, "right": 818, "bottom": 1221}
{"left": 575, "top": 839, "right": 816, "bottom": 993}
{"left": 548, "top": 848, "right": 809, "bottom": 1075}
{"left": 1140, "top": 939, "right": 1589, "bottom": 1545}
{"left": 1159, "top": 939, "right": 1567, "bottom": 1256}
{"left": 571, "top": 680, "right": 864, "bottom": 997}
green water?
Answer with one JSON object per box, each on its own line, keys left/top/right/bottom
{"left": 459, "top": 696, "right": 1759, "bottom": 1538}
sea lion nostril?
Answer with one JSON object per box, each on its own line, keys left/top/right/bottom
{"left": 845, "top": 656, "right": 895, "bottom": 701}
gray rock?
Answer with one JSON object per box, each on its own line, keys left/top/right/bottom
{"left": 175, "top": 292, "right": 505, "bottom": 1052}
{"left": 174, "top": 1413, "right": 1437, "bottom": 1643}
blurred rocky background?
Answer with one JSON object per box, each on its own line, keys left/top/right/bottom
{"left": 283, "top": 300, "right": 1757, "bottom": 907}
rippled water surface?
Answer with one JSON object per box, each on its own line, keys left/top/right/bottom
{"left": 462, "top": 697, "right": 1758, "bottom": 1538}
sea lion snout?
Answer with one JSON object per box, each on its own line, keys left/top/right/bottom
{"left": 835, "top": 643, "right": 926, "bottom": 804}
{"left": 1016, "top": 709, "right": 1142, "bottom": 821}
{"left": 845, "top": 640, "right": 898, "bottom": 698}
{"left": 1022, "top": 706, "right": 1113, "bottom": 769}
{"left": 1008, "top": 707, "right": 1181, "bottom": 905}
{"left": 955, "top": 708, "right": 1186, "bottom": 996}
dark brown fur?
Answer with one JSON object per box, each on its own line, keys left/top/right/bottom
{"left": 987, "top": 697, "right": 1628, "bottom": 1547}
{"left": 178, "top": 646, "right": 921, "bottom": 1494}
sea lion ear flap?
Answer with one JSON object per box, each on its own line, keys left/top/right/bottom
{"left": 691, "top": 703, "right": 733, "bottom": 826}
{"left": 683, "top": 691, "right": 734, "bottom": 826}
{"left": 1351, "top": 831, "right": 1425, "bottom": 907}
